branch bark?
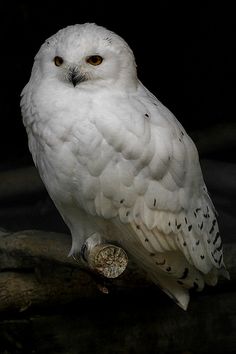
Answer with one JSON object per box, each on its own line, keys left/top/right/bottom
{"left": 0, "top": 229, "right": 235, "bottom": 313}
{"left": 0, "top": 230, "right": 147, "bottom": 312}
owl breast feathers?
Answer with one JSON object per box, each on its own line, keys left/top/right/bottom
{"left": 21, "top": 23, "right": 228, "bottom": 310}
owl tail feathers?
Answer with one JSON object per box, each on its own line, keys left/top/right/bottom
{"left": 221, "top": 268, "right": 230, "bottom": 280}
{"left": 204, "top": 266, "right": 230, "bottom": 286}
{"left": 149, "top": 273, "right": 190, "bottom": 310}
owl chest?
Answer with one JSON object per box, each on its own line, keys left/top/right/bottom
{"left": 29, "top": 112, "right": 108, "bottom": 207}
{"left": 32, "top": 114, "right": 97, "bottom": 166}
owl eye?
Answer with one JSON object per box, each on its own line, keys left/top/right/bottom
{"left": 86, "top": 55, "right": 103, "bottom": 66}
{"left": 54, "top": 56, "right": 64, "bottom": 66}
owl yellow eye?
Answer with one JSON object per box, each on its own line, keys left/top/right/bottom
{"left": 86, "top": 55, "right": 103, "bottom": 66}
{"left": 54, "top": 56, "right": 64, "bottom": 66}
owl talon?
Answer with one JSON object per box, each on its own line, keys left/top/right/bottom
{"left": 80, "top": 243, "right": 88, "bottom": 262}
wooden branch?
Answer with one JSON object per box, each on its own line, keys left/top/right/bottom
{"left": 0, "top": 230, "right": 145, "bottom": 312}
{"left": 0, "top": 268, "right": 98, "bottom": 313}
{"left": 80, "top": 233, "right": 128, "bottom": 278}
{"left": 85, "top": 243, "right": 128, "bottom": 278}
{"left": 0, "top": 229, "right": 235, "bottom": 313}
{"left": 0, "top": 230, "right": 74, "bottom": 268}
{"left": 0, "top": 233, "right": 235, "bottom": 350}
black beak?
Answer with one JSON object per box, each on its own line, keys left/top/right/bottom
{"left": 68, "top": 68, "right": 86, "bottom": 87}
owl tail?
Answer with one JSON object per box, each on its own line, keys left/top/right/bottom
{"left": 204, "top": 265, "right": 230, "bottom": 286}
{"left": 149, "top": 272, "right": 190, "bottom": 310}
{"left": 145, "top": 251, "right": 206, "bottom": 310}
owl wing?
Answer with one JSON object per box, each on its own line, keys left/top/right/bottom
{"left": 75, "top": 86, "right": 225, "bottom": 307}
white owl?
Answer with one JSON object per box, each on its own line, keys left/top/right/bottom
{"left": 21, "top": 23, "right": 227, "bottom": 310}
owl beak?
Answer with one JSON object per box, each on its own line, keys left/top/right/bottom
{"left": 68, "top": 67, "right": 86, "bottom": 87}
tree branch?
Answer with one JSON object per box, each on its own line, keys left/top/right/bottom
{"left": 0, "top": 229, "right": 235, "bottom": 313}
{"left": 0, "top": 230, "right": 147, "bottom": 312}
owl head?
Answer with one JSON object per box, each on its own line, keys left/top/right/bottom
{"left": 31, "top": 23, "right": 137, "bottom": 90}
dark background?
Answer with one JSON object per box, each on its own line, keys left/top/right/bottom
{"left": 0, "top": 1, "right": 235, "bottom": 169}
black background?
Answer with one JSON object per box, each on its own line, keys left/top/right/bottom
{"left": 0, "top": 1, "right": 235, "bottom": 169}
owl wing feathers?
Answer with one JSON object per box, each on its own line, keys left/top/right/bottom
{"left": 79, "top": 88, "right": 225, "bottom": 290}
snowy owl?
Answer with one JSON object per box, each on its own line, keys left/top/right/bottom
{"left": 21, "top": 23, "right": 227, "bottom": 310}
